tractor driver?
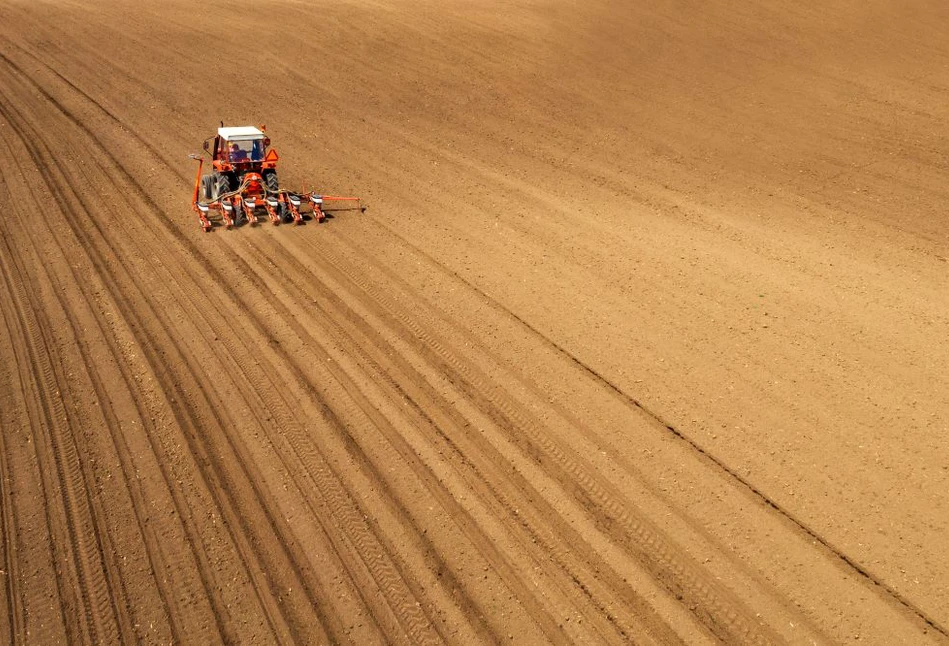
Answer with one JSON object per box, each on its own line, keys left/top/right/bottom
{"left": 230, "top": 142, "right": 248, "bottom": 162}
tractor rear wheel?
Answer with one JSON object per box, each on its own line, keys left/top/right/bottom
{"left": 213, "top": 173, "right": 233, "bottom": 200}
{"left": 264, "top": 170, "right": 292, "bottom": 223}
{"left": 200, "top": 175, "right": 214, "bottom": 202}
{"left": 263, "top": 169, "right": 279, "bottom": 194}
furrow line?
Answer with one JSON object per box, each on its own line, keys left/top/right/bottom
{"left": 217, "top": 249, "right": 446, "bottom": 645}
{"left": 323, "top": 227, "right": 836, "bottom": 642}
{"left": 219, "top": 249, "right": 496, "bottom": 642}
{"left": 250, "top": 233, "right": 681, "bottom": 644}
{"left": 0, "top": 74, "right": 257, "bottom": 641}
{"left": 0, "top": 236, "right": 72, "bottom": 643}
{"left": 0, "top": 228, "right": 118, "bottom": 644}
{"left": 0, "top": 259, "right": 28, "bottom": 645}
{"left": 232, "top": 236, "right": 574, "bottom": 644}
{"left": 77, "top": 172, "right": 337, "bottom": 643}
{"left": 368, "top": 216, "right": 949, "bottom": 639}
{"left": 0, "top": 400, "right": 19, "bottom": 645}
{"left": 299, "top": 238, "right": 693, "bottom": 643}
{"left": 0, "top": 111, "right": 214, "bottom": 642}
{"left": 0, "top": 100, "right": 131, "bottom": 641}
{"left": 129, "top": 238, "right": 395, "bottom": 642}
{"left": 0, "top": 157, "right": 28, "bottom": 645}
{"left": 301, "top": 231, "right": 776, "bottom": 644}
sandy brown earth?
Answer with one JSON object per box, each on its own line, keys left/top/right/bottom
{"left": 0, "top": 0, "right": 947, "bottom": 643}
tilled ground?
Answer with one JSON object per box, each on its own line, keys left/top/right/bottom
{"left": 0, "top": 0, "right": 947, "bottom": 643}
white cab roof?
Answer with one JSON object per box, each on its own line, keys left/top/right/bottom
{"left": 218, "top": 126, "right": 264, "bottom": 141}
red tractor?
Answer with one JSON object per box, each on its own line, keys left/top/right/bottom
{"left": 190, "top": 125, "right": 360, "bottom": 231}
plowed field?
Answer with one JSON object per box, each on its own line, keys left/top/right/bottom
{"left": 1, "top": 0, "right": 947, "bottom": 643}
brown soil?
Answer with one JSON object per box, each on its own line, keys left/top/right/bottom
{"left": 0, "top": 0, "right": 947, "bottom": 643}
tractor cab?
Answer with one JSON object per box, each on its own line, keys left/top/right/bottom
{"left": 205, "top": 126, "right": 275, "bottom": 172}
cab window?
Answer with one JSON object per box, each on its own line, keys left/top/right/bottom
{"left": 228, "top": 139, "right": 264, "bottom": 162}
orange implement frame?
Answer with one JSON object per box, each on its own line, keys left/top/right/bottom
{"left": 189, "top": 154, "right": 361, "bottom": 232}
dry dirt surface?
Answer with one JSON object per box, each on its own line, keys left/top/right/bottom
{"left": 0, "top": 0, "right": 947, "bottom": 643}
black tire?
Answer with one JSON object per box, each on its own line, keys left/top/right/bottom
{"left": 213, "top": 173, "right": 233, "bottom": 200}
{"left": 264, "top": 170, "right": 292, "bottom": 222}
{"left": 200, "top": 175, "right": 214, "bottom": 202}
{"left": 263, "top": 169, "right": 279, "bottom": 194}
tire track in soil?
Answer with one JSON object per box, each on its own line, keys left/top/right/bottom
{"left": 0, "top": 108, "right": 220, "bottom": 643}
{"left": 364, "top": 214, "right": 949, "bottom": 640}
{"left": 199, "top": 319, "right": 446, "bottom": 645}
{"left": 0, "top": 273, "right": 59, "bottom": 645}
{"left": 0, "top": 225, "right": 73, "bottom": 646}
{"left": 0, "top": 162, "right": 29, "bottom": 645}
{"left": 0, "top": 232, "right": 146, "bottom": 644}
{"left": 116, "top": 211, "right": 447, "bottom": 643}
{"left": 325, "top": 225, "right": 833, "bottom": 640}
{"left": 0, "top": 266, "right": 29, "bottom": 646}
{"left": 0, "top": 92, "right": 151, "bottom": 642}
{"left": 0, "top": 46, "right": 448, "bottom": 636}
{"left": 220, "top": 222, "right": 709, "bottom": 643}
{"left": 0, "top": 401, "right": 21, "bottom": 645}
{"left": 0, "top": 221, "right": 123, "bottom": 643}
{"left": 218, "top": 242, "right": 542, "bottom": 642}
{"left": 224, "top": 239, "right": 585, "bottom": 644}
{"left": 335, "top": 86, "right": 949, "bottom": 639}
{"left": 0, "top": 84, "right": 221, "bottom": 641}
{"left": 0, "top": 65, "right": 297, "bottom": 643}
{"left": 279, "top": 230, "right": 781, "bottom": 644}
{"left": 238, "top": 232, "right": 689, "bottom": 645}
